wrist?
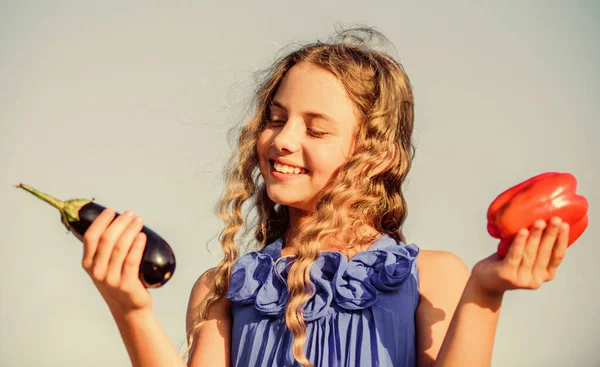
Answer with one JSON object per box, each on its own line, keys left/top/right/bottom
{"left": 108, "top": 303, "right": 153, "bottom": 324}
{"left": 465, "top": 276, "right": 504, "bottom": 310}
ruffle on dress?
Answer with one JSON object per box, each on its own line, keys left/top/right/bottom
{"left": 226, "top": 235, "right": 419, "bottom": 322}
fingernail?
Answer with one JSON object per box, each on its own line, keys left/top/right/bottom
{"left": 134, "top": 216, "right": 143, "bottom": 224}
{"left": 124, "top": 210, "right": 134, "bottom": 217}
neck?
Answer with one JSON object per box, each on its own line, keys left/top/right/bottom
{"left": 283, "top": 206, "right": 381, "bottom": 253}
{"left": 289, "top": 207, "right": 311, "bottom": 230}
{"left": 284, "top": 206, "right": 310, "bottom": 248}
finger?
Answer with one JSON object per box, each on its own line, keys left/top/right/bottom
{"left": 520, "top": 220, "right": 546, "bottom": 272}
{"left": 105, "top": 216, "right": 145, "bottom": 287}
{"left": 533, "top": 216, "right": 562, "bottom": 275}
{"left": 92, "top": 210, "right": 136, "bottom": 279}
{"left": 82, "top": 208, "right": 116, "bottom": 272}
{"left": 122, "top": 232, "right": 147, "bottom": 286}
{"left": 505, "top": 228, "right": 528, "bottom": 267}
{"left": 548, "top": 222, "right": 570, "bottom": 278}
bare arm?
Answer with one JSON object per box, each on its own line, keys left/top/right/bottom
{"left": 416, "top": 217, "right": 569, "bottom": 367}
{"left": 80, "top": 208, "right": 188, "bottom": 367}
{"left": 415, "top": 250, "right": 501, "bottom": 367}
{"left": 80, "top": 209, "right": 232, "bottom": 366}
{"left": 110, "top": 307, "right": 188, "bottom": 367}
{"left": 431, "top": 277, "right": 502, "bottom": 367}
{"left": 185, "top": 268, "right": 232, "bottom": 367}
{"left": 415, "top": 250, "right": 471, "bottom": 367}
{"left": 109, "top": 268, "right": 231, "bottom": 367}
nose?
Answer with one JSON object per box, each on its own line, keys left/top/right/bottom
{"left": 271, "top": 119, "right": 302, "bottom": 154}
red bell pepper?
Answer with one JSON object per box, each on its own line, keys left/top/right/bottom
{"left": 487, "top": 172, "right": 589, "bottom": 258}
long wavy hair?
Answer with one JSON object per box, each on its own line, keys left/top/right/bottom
{"left": 185, "top": 26, "right": 415, "bottom": 367}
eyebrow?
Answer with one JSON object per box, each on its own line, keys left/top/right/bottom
{"left": 270, "top": 100, "right": 339, "bottom": 124}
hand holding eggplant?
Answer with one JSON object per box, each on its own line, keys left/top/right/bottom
{"left": 14, "top": 183, "right": 176, "bottom": 289}
{"left": 82, "top": 208, "right": 153, "bottom": 314}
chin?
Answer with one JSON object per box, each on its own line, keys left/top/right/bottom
{"left": 266, "top": 190, "right": 310, "bottom": 212}
{"left": 266, "top": 192, "right": 297, "bottom": 207}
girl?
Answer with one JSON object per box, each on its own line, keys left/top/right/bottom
{"left": 81, "top": 28, "right": 571, "bottom": 367}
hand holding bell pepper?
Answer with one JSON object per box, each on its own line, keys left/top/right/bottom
{"left": 487, "top": 172, "right": 589, "bottom": 258}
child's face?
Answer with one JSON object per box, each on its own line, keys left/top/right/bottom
{"left": 257, "top": 61, "right": 361, "bottom": 213}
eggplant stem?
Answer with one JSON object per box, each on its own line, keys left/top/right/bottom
{"left": 14, "top": 183, "right": 65, "bottom": 210}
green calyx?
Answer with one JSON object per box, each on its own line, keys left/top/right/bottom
{"left": 14, "top": 183, "right": 92, "bottom": 231}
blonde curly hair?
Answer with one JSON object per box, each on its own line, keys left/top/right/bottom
{"left": 185, "top": 26, "right": 415, "bottom": 367}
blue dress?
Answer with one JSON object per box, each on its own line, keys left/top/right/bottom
{"left": 226, "top": 235, "right": 420, "bottom": 367}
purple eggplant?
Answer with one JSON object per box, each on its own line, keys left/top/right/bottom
{"left": 14, "top": 183, "right": 175, "bottom": 288}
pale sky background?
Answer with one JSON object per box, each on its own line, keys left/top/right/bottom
{"left": 1, "top": 1, "right": 599, "bottom": 366}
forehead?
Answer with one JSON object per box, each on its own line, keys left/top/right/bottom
{"left": 272, "top": 62, "right": 360, "bottom": 126}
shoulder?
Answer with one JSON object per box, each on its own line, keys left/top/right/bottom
{"left": 416, "top": 249, "right": 470, "bottom": 287}
{"left": 188, "top": 267, "right": 218, "bottom": 307}
{"left": 414, "top": 249, "right": 470, "bottom": 314}
{"left": 186, "top": 267, "right": 231, "bottom": 331}
{"left": 191, "top": 267, "right": 219, "bottom": 294}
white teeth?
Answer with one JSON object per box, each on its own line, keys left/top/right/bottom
{"left": 274, "top": 162, "right": 304, "bottom": 174}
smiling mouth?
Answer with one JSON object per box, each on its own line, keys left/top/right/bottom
{"left": 269, "top": 160, "right": 308, "bottom": 175}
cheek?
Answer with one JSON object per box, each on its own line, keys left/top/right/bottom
{"left": 309, "top": 145, "right": 347, "bottom": 175}
{"left": 257, "top": 130, "right": 272, "bottom": 157}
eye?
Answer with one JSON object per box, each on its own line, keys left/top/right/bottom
{"left": 307, "top": 128, "right": 328, "bottom": 138}
{"left": 266, "top": 118, "right": 286, "bottom": 126}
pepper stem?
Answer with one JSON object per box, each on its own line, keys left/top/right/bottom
{"left": 14, "top": 183, "right": 65, "bottom": 210}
